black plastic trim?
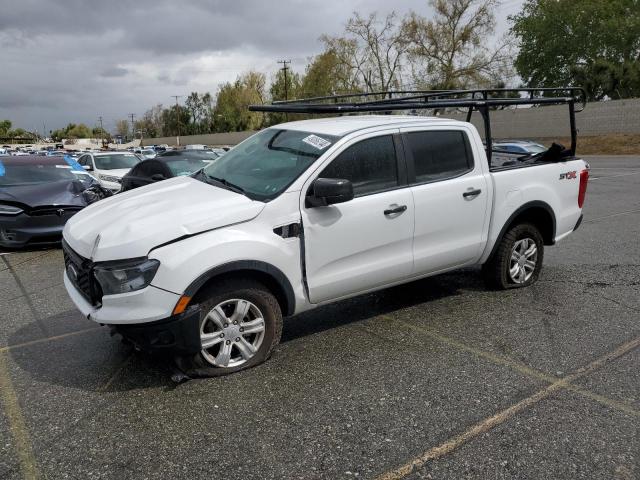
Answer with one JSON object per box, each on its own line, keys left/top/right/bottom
{"left": 573, "top": 214, "right": 583, "bottom": 232}
{"left": 486, "top": 201, "right": 557, "bottom": 261}
{"left": 183, "top": 260, "right": 296, "bottom": 316}
{"left": 110, "top": 305, "right": 201, "bottom": 355}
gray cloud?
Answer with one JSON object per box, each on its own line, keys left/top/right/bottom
{"left": 101, "top": 66, "right": 129, "bottom": 78}
{"left": 0, "top": 0, "right": 523, "bottom": 132}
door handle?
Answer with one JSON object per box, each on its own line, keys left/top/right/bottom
{"left": 463, "top": 189, "right": 482, "bottom": 198}
{"left": 384, "top": 205, "right": 407, "bottom": 215}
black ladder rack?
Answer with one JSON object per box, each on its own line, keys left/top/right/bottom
{"left": 249, "top": 87, "right": 587, "bottom": 162}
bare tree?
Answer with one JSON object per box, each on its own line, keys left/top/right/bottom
{"left": 321, "top": 11, "right": 406, "bottom": 93}
{"left": 402, "top": 0, "right": 512, "bottom": 90}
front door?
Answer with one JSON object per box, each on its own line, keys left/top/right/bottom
{"left": 301, "top": 132, "right": 414, "bottom": 303}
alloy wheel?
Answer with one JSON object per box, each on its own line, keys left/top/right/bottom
{"left": 200, "top": 299, "right": 266, "bottom": 368}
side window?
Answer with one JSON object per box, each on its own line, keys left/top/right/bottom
{"left": 320, "top": 135, "right": 398, "bottom": 197}
{"left": 77, "top": 155, "right": 86, "bottom": 166}
{"left": 405, "top": 130, "right": 473, "bottom": 184}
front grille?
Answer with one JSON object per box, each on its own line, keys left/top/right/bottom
{"left": 30, "top": 206, "right": 82, "bottom": 217}
{"left": 62, "top": 241, "right": 102, "bottom": 306}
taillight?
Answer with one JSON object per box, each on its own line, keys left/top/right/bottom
{"left": 578, "top": 169, "right": 589, "bottom": 208}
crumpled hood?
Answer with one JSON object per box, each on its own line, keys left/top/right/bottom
{"left": 0, "top": 180, "right": 89, "bottom": 209}
{"left": 63, "top": 176, "right": 265, "bottom": 261}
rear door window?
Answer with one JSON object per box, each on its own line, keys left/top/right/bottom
{"left": 404, "top": 130, "right": 473, "bottom": 184}
{"left": 319, "top": 135, "right": 398, "bottom": 197}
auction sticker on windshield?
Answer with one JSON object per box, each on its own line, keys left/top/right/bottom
{"left": 302, "top": 134, "right": 332, "bottom": 150}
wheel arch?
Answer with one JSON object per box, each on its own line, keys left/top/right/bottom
{"left": 487, "top": 201, "right": 556, "bottom": 261}
{"left": 183, "top": 260, "right": 296, "bottom": 317}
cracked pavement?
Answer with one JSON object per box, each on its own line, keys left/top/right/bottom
{"left": 0, "top": 155, "right": 638, "bottom": 480}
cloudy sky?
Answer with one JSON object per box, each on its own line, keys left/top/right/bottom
{"left": 0, "top": 0, "right": 524, "bottom": 133}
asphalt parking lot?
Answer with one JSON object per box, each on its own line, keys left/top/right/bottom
{"left": 1, "top": 155, "right": 638, "bottom": 480}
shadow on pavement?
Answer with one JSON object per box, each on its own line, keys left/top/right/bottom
{"left": 7, "top": 268, "right": 483, "bottom": 392}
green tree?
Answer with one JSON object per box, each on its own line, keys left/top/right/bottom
{"left": 402, "top": 0, "right": 510, "bottom": 89}
{"left": 115, "top": 119, "right": 130, "bottom": 140}
{"left": 213, "top": 71, "right": 266, "bottom": 132}
{"left": 65, "top": 123, "right": 92, "bottom": 139}
{"left": 139, "top": 105, "right": 164, "bottom": 138}
{"left": 267, "top": 68, "right": 303, "bottom": 125}
{"left": 0, "top": 120, "right": 11, "bottom": 138}
{"left": 300, "top": 49, "right": 362, "bottom": 98}
{"left": 511, "top": 0, "right": 640, "bottom": 100}
{"left": 160, "top": 105, "right": 191, "bottom": 137}
{"left": 185, "top": 92, "right": 215, "bottom": 134}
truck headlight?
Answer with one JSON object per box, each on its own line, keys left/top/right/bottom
{"left": 93, "top": 259, "right": 160, "bottom": 295}
{"left": 0, "top": 204, "right": 23, "bottom": 216}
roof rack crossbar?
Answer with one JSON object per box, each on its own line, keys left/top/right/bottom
{"left": 249, "top": 87, "right": 586, "bottom": 162}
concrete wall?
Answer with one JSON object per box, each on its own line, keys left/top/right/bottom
{"left": 448, "top": 98, "right": 640, "bottom": 139}
{"left": 141, "top": 99, "right": 640, "bottom": 146}
{"left": 141, "top": 131, "right": 256, "bottom": 147}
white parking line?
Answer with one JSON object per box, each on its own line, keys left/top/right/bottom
{"left": 591, "top": 171, "right": 640, "bottom": 181}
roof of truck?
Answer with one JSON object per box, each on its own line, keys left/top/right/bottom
{"left": 274, "top": 115, "right": 465, "bottom": 137}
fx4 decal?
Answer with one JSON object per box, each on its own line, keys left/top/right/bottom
{"left": 559, "top": 171, "right": 577, "bottom": 180}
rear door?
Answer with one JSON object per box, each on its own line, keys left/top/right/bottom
{"left": 401, "top": 127, "right": 490, "bottom": 274}
{"left": 301, "top": 131, "right": 414, "bottom": 303}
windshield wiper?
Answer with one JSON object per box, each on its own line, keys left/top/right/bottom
{"left": 205, "top": 174, "right": 247, "bottom": 196}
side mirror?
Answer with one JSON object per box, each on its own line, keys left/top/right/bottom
{"left": 308, "top": 178, "right": 354, "bottom": 207}
{"left": 83, "top": 165, "right": 92, "bottom": 171}
{"left": 151, "top": 174, "right": 166, "bottom": 182}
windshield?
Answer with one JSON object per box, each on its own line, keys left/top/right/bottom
{"left": 0, "top": 162, "right": 96, "bottom": 187}
{"left": 161, "top": 151, "right": 219, "bottom": 176}
{"left": 526, "top": 144, "right": 547, "bottom": 154}
{"left": 94, "top": 154, "right": 140, "bottom": 170}
{"left": 201, "top": 128, "right": 339, "bottom": 201}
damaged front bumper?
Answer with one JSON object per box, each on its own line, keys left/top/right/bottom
{"left": 109, "top": 306, "right": 202, "bottom": 355}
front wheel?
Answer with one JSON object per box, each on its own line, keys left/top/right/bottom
{"left": 175, "top": 279, "right": 283, "bottom": 377}
{"left": 482, "top": 223, "right": 544, "bottom": 289}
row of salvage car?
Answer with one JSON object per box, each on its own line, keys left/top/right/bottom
{"left": 0, "top": 148, "right": 223, "bottom": 248}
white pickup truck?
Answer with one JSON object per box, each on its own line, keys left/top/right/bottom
{"left": 62, "top": 90, "right": 589, "bottom": 376}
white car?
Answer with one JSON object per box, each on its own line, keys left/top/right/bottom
{"left": 76, "top": 152, "right": 142, "bottom": 192}
{"left": 135, "top": 148, "right": 157, "bottom": 159}
{"left": 62, "top": 111, "right": 588, "bottom": 376}
{"left": 185, "top": 144, "right": 208, "bottom": 150}
{"left": 494, "top": 140, "right": 548, "bottom": 155}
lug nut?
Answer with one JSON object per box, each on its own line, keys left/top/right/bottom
{"left": 220, "top": 333, "right": 225, "bottom": 338}
{"left": 235, "top": 337, "right": 240, "bottom": 342}
{"left": 224, "top": 323, "right": 229, "bottom": 328}
{"left": 225, "top": 340, "right": 231, "bottom": 345}
{"left": 239, "top": 327, "right": 244, "bottom": 332}
{"left": 233, "top": 320, "right": 238, "bottom": 325}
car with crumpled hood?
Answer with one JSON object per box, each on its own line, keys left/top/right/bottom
{"left": 0, "top": 155, "right": 111, "bottom": 248}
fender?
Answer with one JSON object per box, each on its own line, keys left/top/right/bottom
{"left": 486, "top": 200, "right": 556, "bottom": 261}
{"left": 183, "top": 260, "right": 296, "bottom": 316}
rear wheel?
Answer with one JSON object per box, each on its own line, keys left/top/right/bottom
{"left": 176, "top": 279, "right": 282, "bottom": 377}
{"left": 482, "top": 223, "right": 544, "bottom": 289}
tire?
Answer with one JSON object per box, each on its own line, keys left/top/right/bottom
{"left": 175, "top": 279, "right": 282, "bottom": 377}
{"left": 482, "top": 223, "right": 544, "bottom": 290}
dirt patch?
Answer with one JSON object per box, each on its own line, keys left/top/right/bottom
{"left": 532, "top": 134, "right": 640, "bottom": 156}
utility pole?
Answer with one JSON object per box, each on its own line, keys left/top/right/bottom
{"left": 128, "top": 113, "right": 136, "bottom": 143}
{"left": 171, "top": 95, "right": 182, "bottom": 145}
{"left": 98, "top": 116, "right": 104, "bottom": 148}
{"left": 277, "top": 60, "right": 291, "bottom": 101}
